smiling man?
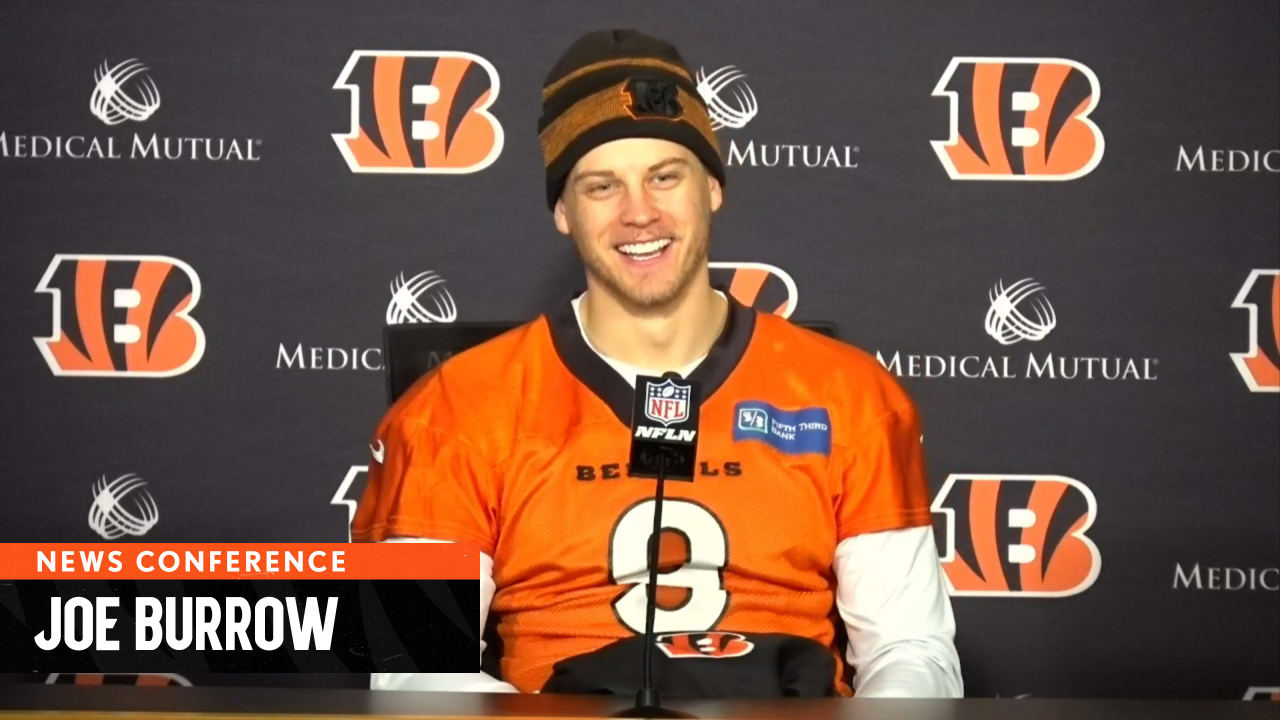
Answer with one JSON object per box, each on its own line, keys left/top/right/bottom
{"left": 354, "top": 29, "right": 962, "bottom": 698}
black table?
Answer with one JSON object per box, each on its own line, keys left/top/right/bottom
{"left": 0, "top": 685, "right": 1276, "bottom": 719}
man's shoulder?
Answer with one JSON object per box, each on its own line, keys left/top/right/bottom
{"left": 753, "top": 312, "right": 896, "bottom": 385}
{"left": 750, "top": 312, "right": 914, "bottom": 417}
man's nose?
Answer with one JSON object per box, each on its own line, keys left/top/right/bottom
{"left": 619, "top": 184, "right": 659, "bottom": 227}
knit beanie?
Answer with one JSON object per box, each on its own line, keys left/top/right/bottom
{"left": 537, "top": 29, "right": 726, "bottom": 210}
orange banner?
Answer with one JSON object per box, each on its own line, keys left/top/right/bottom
{"left": 0, "top": 543, "right": 478, "bottom": 580}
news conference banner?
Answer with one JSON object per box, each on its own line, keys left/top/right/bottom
{"left": 0, "top": 544, "right": 479, "bottom": 673}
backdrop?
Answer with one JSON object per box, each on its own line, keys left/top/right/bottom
{"left": 2, "top": 0, "right": 1277, "bottom": 701}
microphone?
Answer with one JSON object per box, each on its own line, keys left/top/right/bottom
{"left": 613, "top": 372, "right": 699, "bottom": 719}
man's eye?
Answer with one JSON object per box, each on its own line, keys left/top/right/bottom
{"left": 651, "top": 172, "right": 680, "bottom": 186}
{"left": 586, "top": 181, "right": 615, "bottom": 194}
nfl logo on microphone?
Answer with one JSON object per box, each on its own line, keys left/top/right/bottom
{"left": 645, "top": 378, "right": 691, "bottom": 427}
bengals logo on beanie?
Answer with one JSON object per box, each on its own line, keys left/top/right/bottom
{"left": 538, "top": 29, "right": 726, "bottom": 209}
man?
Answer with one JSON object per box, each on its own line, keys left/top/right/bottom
{"left": 354, "top": 29, "right": 962, "bottom": 698}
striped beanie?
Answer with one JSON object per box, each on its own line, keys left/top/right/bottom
{"left": 538, "top": 29, "right": 726, "bottom": 210}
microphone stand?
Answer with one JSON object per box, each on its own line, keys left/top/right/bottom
{"left": 613, "top": 449, "right": 694, "bottom": 719}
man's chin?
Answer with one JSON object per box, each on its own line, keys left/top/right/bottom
{"left": 590, "top": 273, "right": 674, "bottom": 309}
{"left": 616, "top": 278, "right": 694, "bottom": 312}
{"left": 584, "top": 254, "right": 703, "bottom": 311}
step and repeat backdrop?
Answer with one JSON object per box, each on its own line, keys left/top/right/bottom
{"left": 1, "top": 0, "right": 1277, "bottom": 701}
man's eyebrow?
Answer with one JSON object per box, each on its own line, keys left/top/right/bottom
{"left": 572, "top": 169, "right": 617, "bottom": 183}
{"left": 572, "top": 157, "right": 690, "bottom": 183}
{"left": 648, "top": 157, "right": 689, "bottom": 172}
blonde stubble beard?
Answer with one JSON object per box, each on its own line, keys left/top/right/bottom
{"left": 572, "top": 225, "right": 713, "bottom": 319}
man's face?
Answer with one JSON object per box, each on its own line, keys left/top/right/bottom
{"left": 554, "top": 137, "right": 722, "bottom": 310}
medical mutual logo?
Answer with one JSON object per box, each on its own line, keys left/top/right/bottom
{"left": 984, "top": 278, "right": 1056, "bottom": 345}
{"left": 696, "top": 66, "right": 758, "bottom": 130}
{"left": 88, "top": 473, "right": 159, "bottom": 540}
{"left": 696, "top": 62, "right": 859, "bottom": 170}
{"left": 0, "top": 58, "right": 262, "bottom": 162}
{"left": 877, "top": 277, "right": 1158, "bottom": 382}
{"left": 90, "top": 59, "right": 161, "bottom": 126}
{"left": 386, "top": 270, "right": 458, "bottom": 325}
{"left": 277, "top": 268, "right": 458, "bottom": 372}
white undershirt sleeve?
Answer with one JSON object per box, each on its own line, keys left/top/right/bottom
{"left": 370, "top": 537, "right": 518, "bottom": 693}
{"left": 834, "top": 525, "right": 964, "bottom": 698}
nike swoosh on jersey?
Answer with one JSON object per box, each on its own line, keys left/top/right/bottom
{"left": 370, "top": 440, "right": 385, "bottom": 464}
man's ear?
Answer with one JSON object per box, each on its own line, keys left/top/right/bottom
{"left": 707, "top": 174, "right": 723, "bottom": 213}
{"left": 553, "top": 196, "right": 571, "bottom": 235}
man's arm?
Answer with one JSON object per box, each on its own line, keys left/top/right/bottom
{"left": 371, "top": 538, "right": 517, "bottom": 693}
{"left": 834, "top": 525, "right": 963, "bottom": 698}
{"left": 355, "top": 367, "right": 512, "bottom": 691}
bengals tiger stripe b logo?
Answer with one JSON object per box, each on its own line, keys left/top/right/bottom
{"left": 656, "top": 631, "right": 754, "bottom": 659}
{"left": 1231, "top": 269, "right": 1280, "bottom": 392}
{"left": 708, "top": 262, "right": 798, "bottom": 318}
{"left": 932, "top": 57, "right": 1103, "bottom": 180}
{"left": 932, "top": 474, "right": 1100, "bottom": 597}
{"left": 35, "top": 254, "right": 205, "bottom": 377}
{"left": 1243, "top": 686, "right": 1280, "bottom": 702}
{"left": 333, "top": 51, "right": 504, "bottom": 174}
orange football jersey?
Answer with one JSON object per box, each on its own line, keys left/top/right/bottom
{"left": 352, "top": 296, "right": 933, "bottom": 694}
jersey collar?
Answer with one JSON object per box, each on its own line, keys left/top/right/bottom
{"left": 546, "top": 290, "right": 757, "bottom": 427}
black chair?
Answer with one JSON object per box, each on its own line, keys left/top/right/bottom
{"left": 382, "top": 322, "right": 518, "bottom": 404}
